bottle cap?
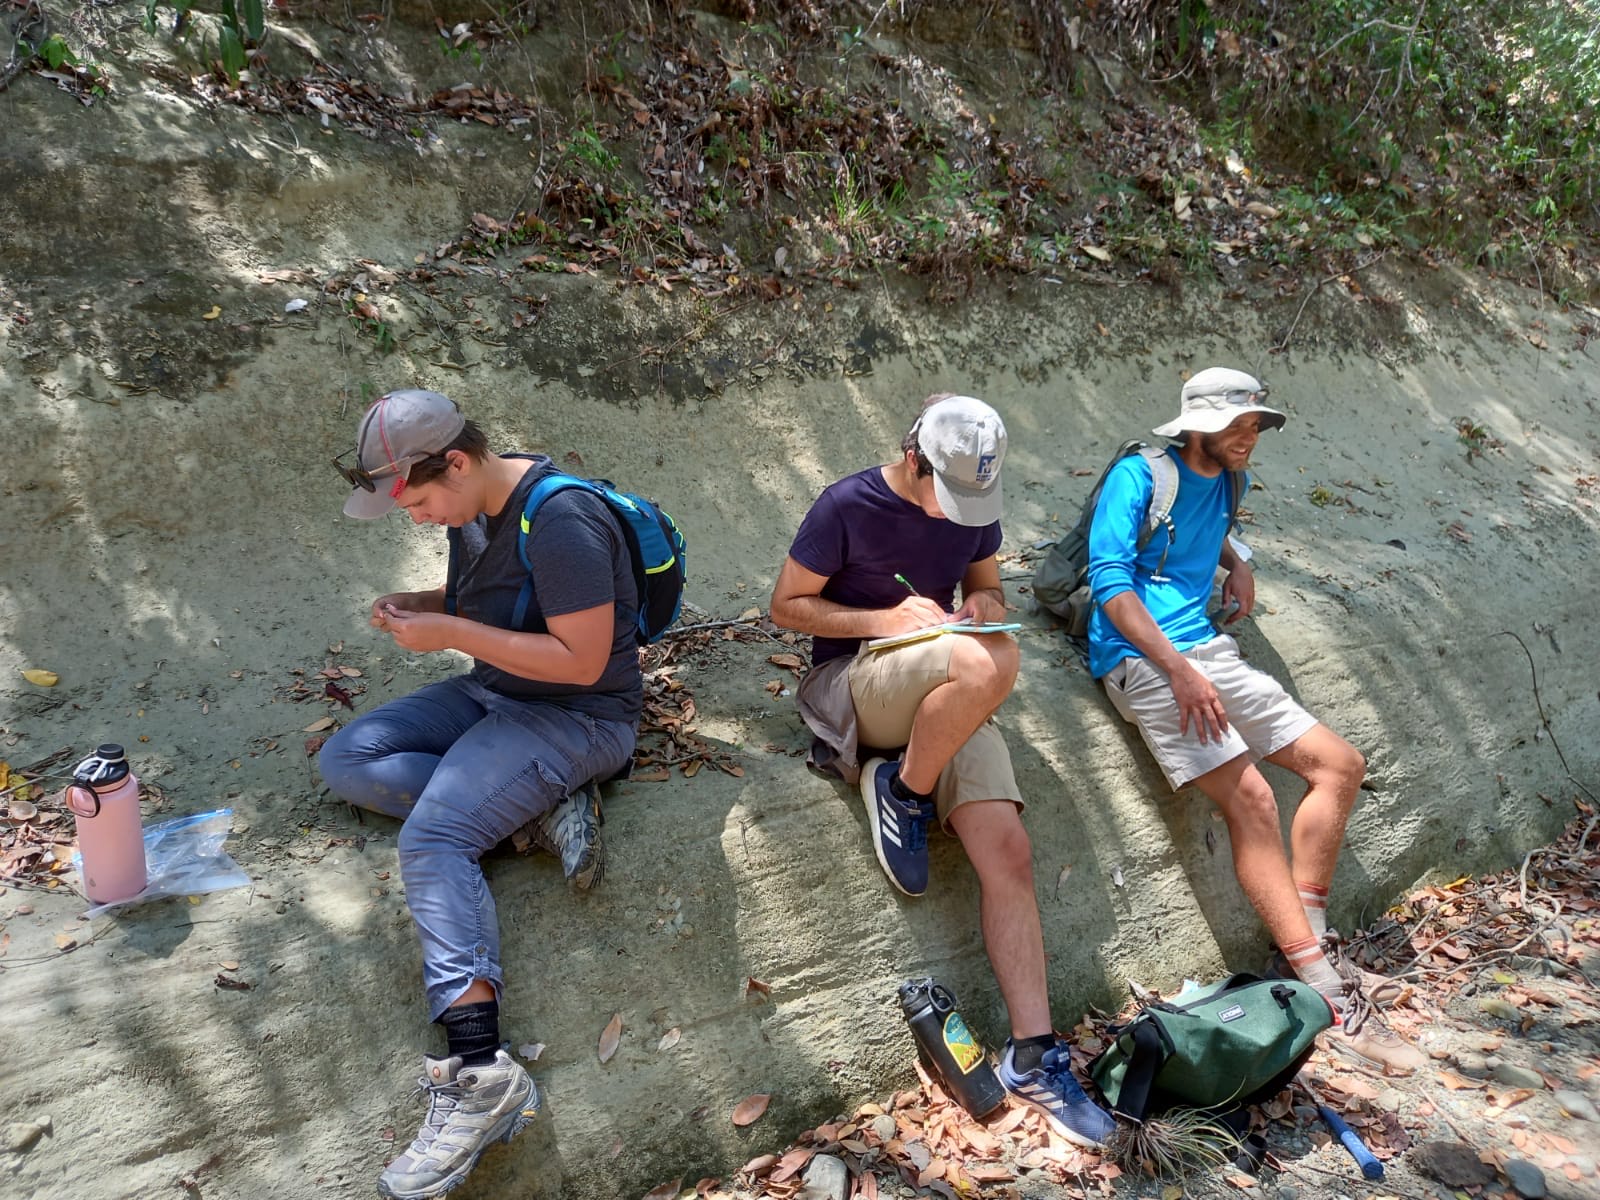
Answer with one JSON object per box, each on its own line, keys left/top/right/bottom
{"left": 74, "top": 745, "right": 131, "bottom": 788}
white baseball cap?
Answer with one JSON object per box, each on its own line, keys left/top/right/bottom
{"left": 914, "top": 395, "right": 1007, "bottom": 526}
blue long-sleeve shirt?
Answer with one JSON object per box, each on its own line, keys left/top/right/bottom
{"left": 1085, "top": 447, "right": 1243, "bottom": 678}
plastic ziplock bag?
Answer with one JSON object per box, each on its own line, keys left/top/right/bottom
{"left": 78, "top": 808, "right": 250, "bottom": 918}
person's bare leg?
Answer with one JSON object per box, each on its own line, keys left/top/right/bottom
{"left": 1266, "top": 723, "right": 1365, "bottom": 902}
{"left": 1190, "top": 755, "right": 1314, "bottom": 948}
{"left": 947, "top": 799, "right": 1051, "bottom": 1039}
{"left": 450, "top": 979, "right": 496, "bottom": 1007}
{"left": 899, "top": 635, "right": 1019, "bottom": 794}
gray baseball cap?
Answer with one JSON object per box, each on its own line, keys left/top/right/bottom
{"left": 1152, "top": 367, "right": 1285, "bottom": 439}
{"left": 915, "top": 395, "right": 1007, "bottom": 526}
{"left": 338, "top": 389, "right": 466, "bottom": 518}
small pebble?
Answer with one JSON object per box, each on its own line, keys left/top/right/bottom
{"left": 1453, "top": 1052, "right": 1491, "bottom": 1078}
{"left": 1376, "top": 1089, "right": 1404, "bottom": 1113}
{"left": 1567, "top": 1156, "right": 1595, "bottom": 1176}
{"left": 871, "top": 1114, "right": 896, "bottom": 1143}
{"left": 1553, "top": 1089, "right": 1600, "bottom": 1122}
{"left": 1504, "top": 1159, "right": 1547, "bottom": 1199}
{"left": 1493, "top": 1062, "right": 1546, "bottom": 1090}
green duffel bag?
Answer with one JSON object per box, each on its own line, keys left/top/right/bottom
{"left": 1089, "top": 973, "right": 1334, "bottom": 1120}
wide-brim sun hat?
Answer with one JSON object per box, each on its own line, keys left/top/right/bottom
{"left": 1152, "top": 366, "right": 1286, "bottom": 439}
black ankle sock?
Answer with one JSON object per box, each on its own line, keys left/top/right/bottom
{"left": 439, "top": 1000, "right": 501, "bottom": 1067}
{"left": 889, "top": 768, "right": 933, "bottom": 806}
{"left": 1009, "top": 1034, "right": 1056, "bottom": 1074}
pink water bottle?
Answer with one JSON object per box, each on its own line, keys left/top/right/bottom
{"left": 66, "top": 744, "right": 148, "bottom": 905}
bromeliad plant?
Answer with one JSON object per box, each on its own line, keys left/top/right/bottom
{"left": 143, "top": 0, "right": 264, "bottom": 85}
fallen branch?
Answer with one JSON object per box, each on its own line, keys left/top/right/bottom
{"left": 1269, "top": 251, "right": 1389, "bottom": 356}
{"left": 661, "top": 617, "right": 798, "bottom": 651}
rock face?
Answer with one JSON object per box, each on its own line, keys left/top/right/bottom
{"left": 2, "top": 17, "right": 1599, "bottom": 1200}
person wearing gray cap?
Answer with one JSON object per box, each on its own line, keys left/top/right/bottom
{"left": 319, "top": 389, "right": 643, "bottom": 1198}
{"left": 1084, "top": 367, "right": 1421, "bottom": 1076}
{"left": 769, "top": 393, "right": 1115, "bottom": 1149}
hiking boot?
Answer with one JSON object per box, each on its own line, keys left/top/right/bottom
{"left": 1321, "top": 930, "right": 1405, "bottom": 1008}
{"left": 377, "top": 1050, "right": 539, "bottom": 1200}
{"left": 1326, "top": 983, "right": 1425, "bottom": 1076}
{"left": 859, "top": 757, "right": 935, "bottom": 897}
{"left": 998, "top": 1042, "right": 1116, "bottom": 1149}
{"left": 1264, "top": 935, "right": 1403, "bottom": 1009}
{"left": 513, "top": 780, "right": 605, "bottom": 890}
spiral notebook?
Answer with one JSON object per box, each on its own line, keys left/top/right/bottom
{"left": 864, "top": 622, "right": 1023, "bottom": 652}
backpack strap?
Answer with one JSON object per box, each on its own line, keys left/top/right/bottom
{"left": 1136, "top": 446, "right": 1180, "bottom": 581}
{"left": 1110, "top": 1017, "right": 1171, "bottom": 1121}
{"left": 443, "top": 525, "right": 462, "bottom": 617}
{"left": 511, "top": 473, "right": 598, "bottom": 631}
{"left": 1226, "top": 468, "right": 1247, "bottom": 532}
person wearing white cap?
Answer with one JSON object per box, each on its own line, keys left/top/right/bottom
{"left": 769, "top": 393, "right": 1115, "bottom": 1149}
{"left": 319, "top": 389, "right": 644, "bottom": 1198}
{"left": 1085, "top": 367, "right": 1422, "bottom": 1076}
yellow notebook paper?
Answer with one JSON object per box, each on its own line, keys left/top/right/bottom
{"left": 864, "top": 622, "right": 1023, "bottom": 653}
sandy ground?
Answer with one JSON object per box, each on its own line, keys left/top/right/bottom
{"left": 3, "top": 18, "right": 1600, "bottom": 1200}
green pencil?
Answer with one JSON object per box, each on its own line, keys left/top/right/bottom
{"left": 894, "top": 573, "right": 919, "bottom": 596}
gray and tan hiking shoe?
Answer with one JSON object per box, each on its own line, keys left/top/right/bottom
{"left": 377, "top": 1050, "right": 539, "bottom": 1200}
{"left": 1265, "top": 932, "right": 1404, "bottom": 1009}
{"left": 511, "top": 780, "right": 605, "bottom": 890}
{"left": 1326, "top": 982, "right": 1425, "bottom": 1076}
{"left": 1322, "top": 929, "right": 1406, "bottom": 1008}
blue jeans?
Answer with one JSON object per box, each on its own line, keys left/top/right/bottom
{"left": 319, "top": 675, "right": 635, "bottom": 1020}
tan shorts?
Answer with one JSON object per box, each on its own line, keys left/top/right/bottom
{"left": 1102, "top": 634, "right": 1318, "bottom": 790}
{"left": 847, "top": 635, "right": 1023, "bottom": 826}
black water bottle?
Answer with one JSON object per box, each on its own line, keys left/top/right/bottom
{"left": 898, "top": 978, "right": 1006, "bottom": 1118}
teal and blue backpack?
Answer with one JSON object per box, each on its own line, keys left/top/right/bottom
{"left": 447, "top": 472, "right": 686, "bottom": 645}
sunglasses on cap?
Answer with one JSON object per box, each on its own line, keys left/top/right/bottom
{"left": 1217, "top": 384, "right": 1270, "bottom": 405}
{"left": 331, "top": 447, "right": 432, "bottom": 493}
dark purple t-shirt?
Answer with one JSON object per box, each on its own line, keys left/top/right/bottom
{"left": 788, "top": 467, "right": 1003, "bottom": 666}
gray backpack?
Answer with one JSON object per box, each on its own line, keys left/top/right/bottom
{"left": 1031, "top": 441, "right": 1243, "bottom": 638}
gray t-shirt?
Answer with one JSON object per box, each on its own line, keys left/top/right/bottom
{"left": 452, "top": 455, "right": 642, "bottom": 724}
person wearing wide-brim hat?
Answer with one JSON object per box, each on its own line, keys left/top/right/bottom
{"left": 320, "top": 389, "right": 643, "bottom": 1199}
{"left": 1084, "top": 366, "right": 1424, "bottom": 1077}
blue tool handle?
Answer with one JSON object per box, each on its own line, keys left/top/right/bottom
{"left": 1318, "top": 1105, "right": 1384, "bottom": 1180}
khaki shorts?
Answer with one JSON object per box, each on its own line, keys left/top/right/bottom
{"left": 847, "top": 635, "right": 1023, "bottom": 826}
{"left": 1102, "top": 634, "right": 1318, "bottom": 790}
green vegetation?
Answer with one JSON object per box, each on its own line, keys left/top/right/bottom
{"left": 112, "top": 0, "right": 1600, "bottom": 303}
{"left": 1456, "top": 418, "right": 1502, "bottom": 460}
{"left": 143, "top": 0, "right": 265, "bottom": 84}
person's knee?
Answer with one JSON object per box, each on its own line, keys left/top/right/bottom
{"left": 1338, "top": 742, "right": 1367, "bottom": 791}
{"left": 1309, "top": 736, "right": 1365, "bottom": 799}
{"left": 948, "top": 633, "right": 1019, "bottom": 701}
{"left": 964, "top": 808, "right": 1035, "bottom": 882}
{"left": 317, "top": 726, "right": 363, "bottom": 796}
{"left": 397, "top": 801, "right": 462, "bottom": 860}
{"left": 1225, "top": 773, "right": 1281, "bottom": 841}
